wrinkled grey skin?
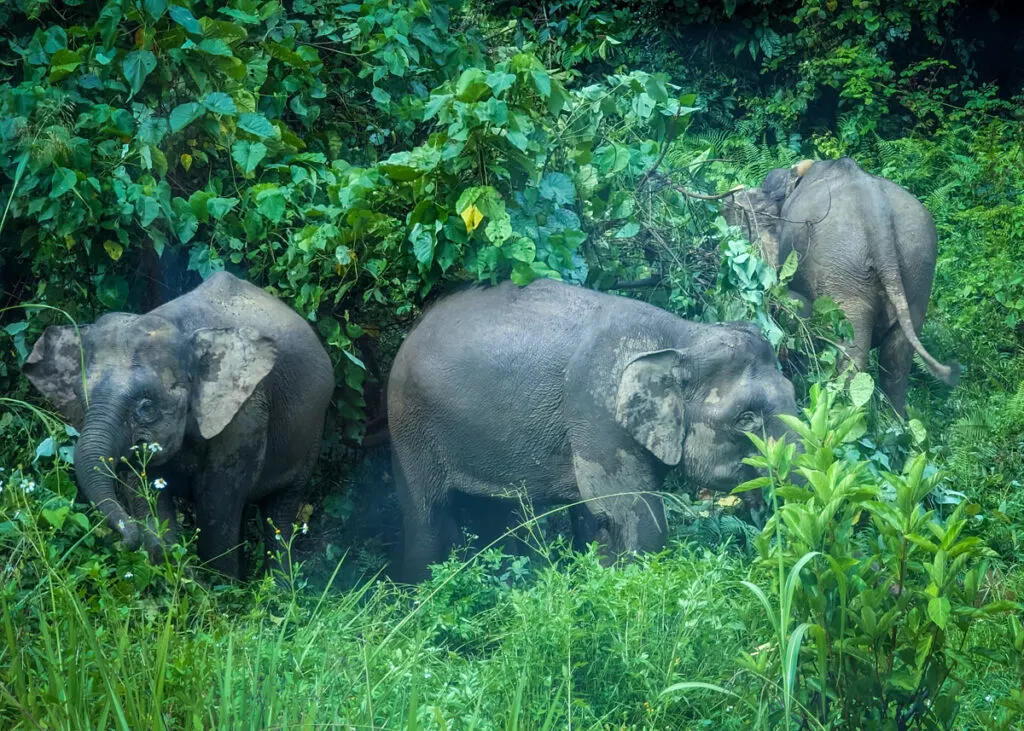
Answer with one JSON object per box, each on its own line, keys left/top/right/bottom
{"left": 24, "top": 272, "right": 334, "bottom": 579}
{"left": 387, "top": 279, "right": 798, "bottom": 582}
{"left": 722, "top": 157, "right": 959, "bottom": 414}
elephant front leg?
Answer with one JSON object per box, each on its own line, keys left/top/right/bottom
{"left": 571, "top": 450, "right": 667, "bottom": 561}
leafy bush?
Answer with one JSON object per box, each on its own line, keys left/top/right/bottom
{"left": 669, "top": 380, "right": 1023, "bottom": 729}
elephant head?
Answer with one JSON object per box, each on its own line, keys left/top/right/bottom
{"left": 24, "top": 313, "right": 276, "bottom": 547}
{"left": 721, "top": 159, "right": 815, "bottom": 265}
{"left": 613, "top": 320, "right": 799, "bottom": 496}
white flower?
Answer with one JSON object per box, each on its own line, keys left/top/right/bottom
{"left": 117, "top": 520, "right": 126, "bottom": 531}
{"left": 124, "top": 572, "right": 134, "bottom": 579}
{"left": 424, "top": 672, "right": 431, "bottom": 679}
{"left": 301, "top": 522, "right": 309, "bottom": 535}
{"left": 146, "top": 443, "right": 163, "bottom": 454}
{"left": 986, "top": 695, "right": 994, "bottom": 703}
{"left": 152, "top": 478, "right": 167, "bottom": 490}
{"left": 21, "top": 479, "right": 36, "bottom": 494}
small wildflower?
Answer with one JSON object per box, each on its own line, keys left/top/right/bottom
{"left": 424, "top": 671, "right": 431, "bottom": 679}
{"left": 124, "top": 572, "right": 134, "bottom": 579}
{"left": 131, "top": 445, "right": 140, "bottom": 453}
{"left": 301, "top": 522, "right": 309, "bottom": 535}
{"left": 152, "top": 478, "right": 167, "bottom": 490}
{"left": 986, "top": 695, "right": 994, "bottom": 703}
{"left": 117, "top": 520, "right": 126, "bottom": 531}
{"left": 21, "top": 479, "right": 36, "bottom": 494}
{"left": 147, "top": 443, "right": 163, "bottom": 454}
{"left": 274, "top": 528, "right": 282, "bottom": 541}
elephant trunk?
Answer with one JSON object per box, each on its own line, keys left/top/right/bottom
{"left": 74, "top": 400, "right": 140, "bottom": 549}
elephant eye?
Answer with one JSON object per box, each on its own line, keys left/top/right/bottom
{"left": 135, "top": 398, "right": 159, "bottom": 425}
{"left": 736, "top": 411, "right": 763, "bottom": 432}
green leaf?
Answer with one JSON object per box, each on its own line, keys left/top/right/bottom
{"left": 198, "top": 39, "right": 233, "bottom": 57}
{"left": 231, "top": 140, "right": 266, "bottom": 174}
{"left": 49, "top": 167, "right": 77, "bottom": 198}
{"left": 238, "top": 113, "right": 275, "bottom": 139}
{"left": 169, "top": 4, "right": 201, "bottom": 34}
{"left": 486, "top": 71, "right": 516, "bottom": 97}
{"left": 507, "top": 237, "right": 536, "bottom": 263}
{"left": 615, "top": 222, "right": 640, "bottom": 239}
{"left": 144, "top": 0, "right": 167, "bottom": 21}
{"left": 207, "top": 197, "right": 238, "bottom": 220}
{"left": 530, "top": 70, "right": 551, "bottom": 98}
{"left": 370, "top": 87, "right": 391, "bottom": 105}
{"left": 455, "top": 68, "right": 490, "bottom": 103}
{"left": 485, "top": 212, "right": 513, "bottom": 246}
{"left": 539, "top": 172, "right": 576, "bottom": 205}
{"left": 48, "top": 49, "right": 82, "bottom": 82}
{"left": 122, "top": 50, "right": 157, "bottom": 96}
{"left": 410, "top": 224, "right": 435, "bottom": 266}
{"left": 848, "top": 372, "right": 874, "bottom": 408}
{"left": 169, "top": 102, "right": 204, "bottom": 132}
{"left": 928, "top": 596, "right": 951, "bottom": 629}
{"left": 203, "top": 92, "right": 237, "bottom": 115}
{"left": 780, "top": 249, "right": 798, "bottom": 280}
{"left": 506, "top": 130, "right": 529, "bottom": 151}
{"left": 908, "top": 418, "right": 927, "bottom": 445}
{"left": 256, "top": 189, "right": 285, "bottom": 222}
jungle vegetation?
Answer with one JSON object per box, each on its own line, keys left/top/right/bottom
{"left": 1, "top": 0, "right": 1023, "bottom": 728}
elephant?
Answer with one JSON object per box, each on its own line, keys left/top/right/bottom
{"left": 24, "top": 271, "right": 335, "bottom": 579}
{"left": 386, "top": 278, "right": 799, "bottom": 582}
{"left": 721, "top": 156, "right": 959, "bottom": 415}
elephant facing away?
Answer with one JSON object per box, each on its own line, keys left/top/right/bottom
{"left": 722, "top": 157, "right": 959, "bottom": 414}
{"left": 387, "top": 279, "right": 799, "bottom": 582}
{"left": 24, "top": 271, "right": 335, "bottom": 579}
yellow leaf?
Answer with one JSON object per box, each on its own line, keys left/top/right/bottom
{"left": 297, "top": 503, "right": 314, "bottom": 523}
{"left": 461, "top": 204, "right": 484, "bottom": 234}
{"left": 715, "top": 495, "right": 741, "bottom": 509}
{"left": 180, "top": 153, "right": 193, "bottom": 172}
{"left": 64, "top": 234, "right": 75, "bottom": 250}
{"left": 103, "top": 241, "right": 123, "bottom": 261}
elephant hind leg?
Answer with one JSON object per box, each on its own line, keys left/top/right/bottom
{"left": 878, "top": 327, "right": 914, "bottom": 416}
{"left": 392, "top": 451, "right": 459, "bottom": 582}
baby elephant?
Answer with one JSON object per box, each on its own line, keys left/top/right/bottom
{"left": 387, "top": 278, "right": 799, "bottom": 582}
{"left": 25, "top": 271, "right": 334, "bottom": 579}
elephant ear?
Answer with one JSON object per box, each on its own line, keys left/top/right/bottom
{"left": 614, "top": 349, "right": 687, "bottom": 466}
{"left": 191, "top": 327, "right": 277, "bottom": 439}
{"left": 23, "top": 325, "right": 88, "bottom": 427}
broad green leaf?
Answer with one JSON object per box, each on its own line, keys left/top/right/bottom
{"left": 104, "top": 241, "right": 123, "bottom": 261}
{"left": 169, "top": 102, "right": 204, "bottom": 132}
{"left": 122, "top": 50, "right": 157, "bottom": 95}
{"left": 615, "top": 222, "right": 640, "bottom": 239}
{"left": 238, "top": 113, "right": 275, "bottom": 139}
{"left": 198, "top": 39, "right": 233, "bottom": 57}
{"left": 371, "top": 87, "right": 391, "bottom": 105}
{"left": 510, "top": 263, "right": 536, "bottom": 286}
{"left": 256, "top": 189, "right": 285, "bottom": 222}
{"left": 530, "top": 70, "right": 551, "bottom": 97}
{"left": 593, "top": 143, "right": 630, "bottom": 175}
{"left": 780, "top": 249, "right": 798, "bottom": 280}
{"left": 486, "top": 71, "right": 516, "bottom": 96}
{"left": 539, "top": 172, "right": 576, "bottom": 205}
{"left": 485, "top": 212, "right": 513, "bottom": 245}
{"left": 507, "top": 237, "right": 535, "bottom": 263}
{"left": 169, "top": 4, "right": 201, "bottom": 33}
{"left": 455, "top": 68, "right": 490, "bottom": 103}
{"left": 144, "top": 0, "right": 167, "bottom": 20}
{"left": 506, "top": 130, "right": 529, "bottom": 151}
{"left": 207, "top": 197, "right": 238, "bottom": 220}
{"left": 928, "top": 596, "right": 951, "bottom": 629}
{"left": 908, "top": 418, "right": 927, "bottom": 445}
{"left": 231, "top": 140, "right": 266, "bottom": 174}
{"left": 203, "top": 92, "right": 237, "bottom": 115}
{"left": 48, "top": 49, "right": 81, "bottom": 82}
{"left": 410, "top": 224, "right": 435, "bottom": 266}
{"left": 49, "top": 168, "right": 77, "bottom": 198}
{"left": 848, "top": 372, "right": 874, "bottom": 408}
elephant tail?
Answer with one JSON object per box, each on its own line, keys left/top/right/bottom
{"left": 876, "top": 235, "right": 960, "bottom": 387}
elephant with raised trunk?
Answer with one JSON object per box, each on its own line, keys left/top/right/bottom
{"left": 722, "top": 157, "right": 959, "bottom": 414}
{"left": 387, "top": 278, "right": 799, "bottom": 582}
{"left": 24, "top": 271, "right": 335, "bottom": 579}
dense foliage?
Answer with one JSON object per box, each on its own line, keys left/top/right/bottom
{"left": 2, "top": 0, "right": 1023, "bottom": 728}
